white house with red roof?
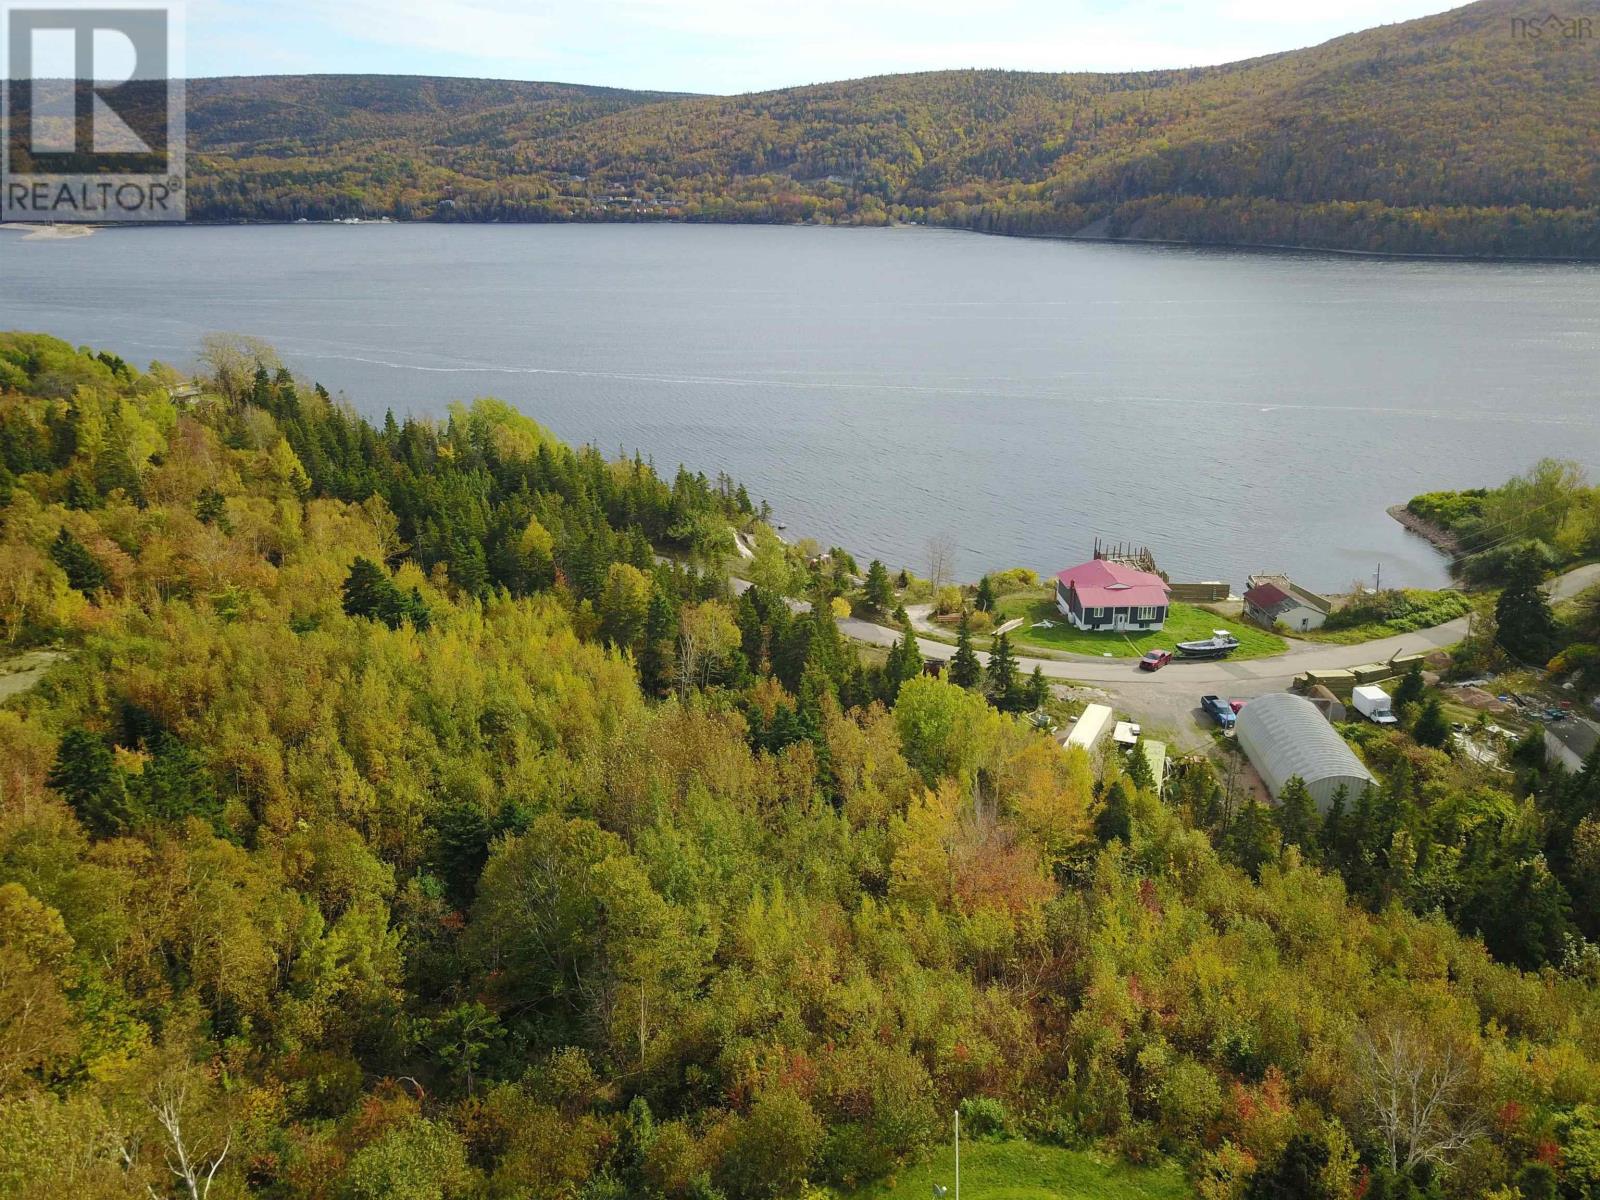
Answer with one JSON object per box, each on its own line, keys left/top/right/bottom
{"left": 1055, "top": 559, "right": 1171, "bottom": 632}
{"left": 1243, "top": 574, "right": 1332, "bottom": 632}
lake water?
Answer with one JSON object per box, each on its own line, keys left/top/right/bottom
{"left": 5, "top": 222, "right": 1600, "bottom": 590}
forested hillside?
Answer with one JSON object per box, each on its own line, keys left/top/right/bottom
{"left": 178, "top": 0, "right": 1600, "bottom": 257}
{"left": 2, "top": 331, "right": 1600, "bottom": 1199}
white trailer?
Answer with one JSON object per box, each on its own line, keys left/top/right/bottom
{"left": 1351, "top": 685, "right": 1398, "bottom": 725}
{"left": 1066, "top": 703, "right": 1114, "bottom": 750}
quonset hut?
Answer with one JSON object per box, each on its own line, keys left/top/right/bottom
{"left": 1235, "top": 693, "right": 1375, "bottom": 812}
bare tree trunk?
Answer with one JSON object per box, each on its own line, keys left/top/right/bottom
{"left": 147, "top": 1080, "right": 230, "bottom": 1200}
{"left": 1358, "top": 1022, "right": 1486, "bottom": 1175}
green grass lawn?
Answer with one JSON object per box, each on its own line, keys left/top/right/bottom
{"left": 839, "top": 1139, "right": 1189, "bottom": 1200}
{"left": 1293, "top": 589, "right": 1474, "bottom": 645}
{"left": 996, "top": 592, "right": 1285, "bottom": 660}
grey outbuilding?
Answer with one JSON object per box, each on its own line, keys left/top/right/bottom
{"left": 1235, "top": 692, "right": 1375, "bottom": 812}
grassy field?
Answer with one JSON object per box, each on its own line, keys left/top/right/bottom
{"left": 1293, "top": 588, "right": 1474, "bottom": 645}
{"left": 996, "top": 592, "right": 1285, "bottom": 660}
{"left": 839, "top": 1140, "right": 1189, "bottom": 1200}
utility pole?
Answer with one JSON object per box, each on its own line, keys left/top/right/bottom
{"left": 1374, "top": 563, "right": 1382, "bottom": 593}
{"left": 955, "top": 1108, "right": 960, "bottom": 1200}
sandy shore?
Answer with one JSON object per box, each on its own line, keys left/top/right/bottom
{"left": 0, "top": 222, "right": 97, "bottom": 240}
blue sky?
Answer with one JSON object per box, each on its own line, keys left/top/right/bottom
{"left": 186, "top": 0, "right": 1463, "bottom": 93}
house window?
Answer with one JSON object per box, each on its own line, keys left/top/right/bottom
{"left": 1135, "top": 606, "right": 1160, "bottom": 621}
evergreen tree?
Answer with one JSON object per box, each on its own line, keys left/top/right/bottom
{"left": 93, "top": 445, "right": 144, "bottom": 504}
{"left": 1345, "top": 784, "right": 1380, "bottom": 898}
{"left": 49, "top": 527, "right": 106, "bottom": 593}
{"left": 1226, "top": 796, "right": 1279, "bottom": 880}
{"left": 1412, "top": 697, "right": 1449, "bottom": 749}
{"left": 638, "top": 588, "right": 675, "bottom": 697}
{"left": 736, "top": 587, "right": 767, "bottom": 670}
{"left": 1247, "top": 1133, "right": 1333, "bottom": 1200}
{"left": 885, "top": 616, "right": 923, "bottom": 701}
{"left": 804, "top": 584, "right": 848, "bottom": 685}
{"left": 1495, "top": 549, "right": 1558, "bottom": 663}
{"left": 974, "top": 574, "right": 995, "bottom": 613}
{"left": 449, "top": 535, "right": 490, "bottom": 598}
{"left": 342, "top": 557, "right": 430, "bottom": 630}
{"left": 774, "top": 609, "right": 811, "bottom": 692}
{"left": 1025, "top": 664, "right": 1049, "bottom": 712}
{"left": 862, "top": 559, "right": 893, "bottom": 613}
{"left": 1276, "top": 775, "right": 1320, "bottom": 851}
{"left": 342, "top": 556, "right": 389, "bottom": 621}
{"left": 131, "top": 732, "right": 221, "bottom": 828}
{"left": 986, "top": 631, "right": 1019, "bottom": 710}
{"left": 194, "top": 487, "right": 228, "bottom": 529}
{"left": 1094, "top": 779, "right": 1133, "bottom": 844}
{"left": 1319, "top": 784, "right": 1350, "bottom": 867}
{"left": 1125, "top": 741, "right": 1155, "bottom": 792}
{"left": 63, "top": 473, "right": 97, "bottom": 511}
{"left": 1393, "top": 660, "right": 1425, "bottom": 716}
{"left": 948, "top": 611, "right": 982, "bottom": 689}
{"left": 1460, "top": 856, "right": 1575, "bottom": 970}
{"left": 401, "top": 586, "right": 433, "bottom": 632}
{"left": 47, "top": 728, "right": 136, "bottom": 836}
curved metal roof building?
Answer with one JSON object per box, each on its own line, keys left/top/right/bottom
{"left": 1236, "top": 692, "right": 1375, "bottom": 812}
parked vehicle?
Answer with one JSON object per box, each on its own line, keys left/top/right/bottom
{"left": 1351, "top": 685, "right": 1398, "bottom": 725}
{"left": 1201, "top": 694, "right": 1237, "bottom": 729}
{"left": 1139, "top": 649, "right": 1172, "bottom": 671}
{"left": 1177, "top": 631, "right": 1241, "bottom": 659}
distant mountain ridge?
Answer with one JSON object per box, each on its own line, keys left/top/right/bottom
{"left": 178, "top": 0, "right": 1599, "bottom": 256}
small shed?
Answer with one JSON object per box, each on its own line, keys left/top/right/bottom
{"left": 1243, "top": 575, "right": 1332, "bottom": 632}
{"left": 1236, "top": 692, "right": 1375, "bottom": 811}
{"left": 1305, "top": 684, "right": 1347, "bottom": 723}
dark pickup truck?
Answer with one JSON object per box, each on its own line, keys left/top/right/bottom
{"left": 1201, "top": 695, "right": 1237, "bottom": 730}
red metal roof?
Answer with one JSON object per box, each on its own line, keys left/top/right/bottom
{"left": 1056, "top": 560, "right": 1170, "bottom": 609}
{"left": 1244, "top": 582, "right": 1292, "bottom": 611}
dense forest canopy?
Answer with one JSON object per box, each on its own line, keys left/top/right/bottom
{"left": 1, "top": 331, "right": 1599, "bottom": 1200}
{"left": 166, "top": 0, "right": 1600, "bottom": 257}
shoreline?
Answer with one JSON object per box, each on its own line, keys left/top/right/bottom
{"left": 1386, "top": 503, "right": 1463, "bottom": 563}
{"left": 27, "top": 215, "right": 1600, "bottom": 265}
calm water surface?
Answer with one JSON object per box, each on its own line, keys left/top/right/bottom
{"left": 5, "top": 222, "right": 1600, "bottom": 589}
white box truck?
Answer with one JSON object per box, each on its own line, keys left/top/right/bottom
{"left": 1352, "top": 685, "right": 1398, "bottom": 725}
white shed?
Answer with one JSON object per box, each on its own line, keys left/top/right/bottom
{"left": 1235, "top": 692, "right": 1375, "bottom": 811}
